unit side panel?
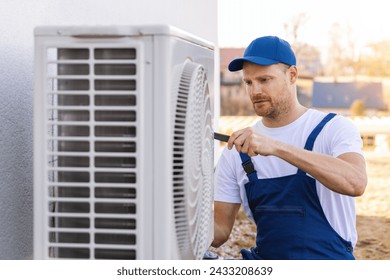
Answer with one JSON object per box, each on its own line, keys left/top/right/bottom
{"left": 152, "top": 35, "right": 215, "bottom": 259}
{"left": 150, "top": 35, "right": 175, "bottom": 259}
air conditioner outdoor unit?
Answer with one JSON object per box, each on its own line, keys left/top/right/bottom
{"left": 33, "top": 25, "right": 215, "bottom": 260}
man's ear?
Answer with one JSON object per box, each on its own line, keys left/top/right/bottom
{"left": 289, "top": 66, "right": 298, "bottom": 83}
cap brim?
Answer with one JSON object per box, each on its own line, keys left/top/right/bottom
{"left": 228, "top": 56, "right": 279, "bottom": 71}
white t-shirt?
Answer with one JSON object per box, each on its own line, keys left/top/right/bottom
{"left": 214, "top": 109, "right": 363, "bottom": 247}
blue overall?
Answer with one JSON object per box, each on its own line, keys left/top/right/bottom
{"left": 239, "top": 113, "right": 355, "bottom": 260}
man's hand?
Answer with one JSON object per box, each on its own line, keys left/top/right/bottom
{"left": 227, "top": 127, "right": 279, "bottom": 157}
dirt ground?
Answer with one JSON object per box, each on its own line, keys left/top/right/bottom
{"left": 211, "top": 152, "right": 390, "bottom": 260}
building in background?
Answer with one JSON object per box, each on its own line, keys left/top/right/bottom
{"left": 312, "top": 81, "right": 386, "bottom": 116}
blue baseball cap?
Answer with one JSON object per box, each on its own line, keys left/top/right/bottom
{"left": 228, "top": 36, "right": 296, "bottom": 71}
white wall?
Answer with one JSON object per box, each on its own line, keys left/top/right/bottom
{"left": 0, "top": 0, "right": 218, "bottom": 259}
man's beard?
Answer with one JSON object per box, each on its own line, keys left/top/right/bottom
{"left": 253, "top": 97, "right": 291, "bottom": 122}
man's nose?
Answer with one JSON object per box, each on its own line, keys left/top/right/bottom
{"left": 250, "top": 82, "right": 262, "bottom": 95}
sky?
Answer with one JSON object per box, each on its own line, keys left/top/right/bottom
{"left": 218, "top": 0, "right": 390, "bottom": 54}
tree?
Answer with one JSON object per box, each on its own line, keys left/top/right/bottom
{"left": 350, "top": 99, "right": 366, "bottom": 116}
{"left": 326, "top": 22, "right": 360, "bottom": 79}
{"left": 360, "top": 41, "right": 390, "bottom": 77}
{"left": 284, "top": 13, "right": 309, "bottom": 60}
{"left": 284, "top": 13, "right": 323, "bottom": 77}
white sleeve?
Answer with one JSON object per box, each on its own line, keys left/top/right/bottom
{"left": 326, "top": 116, "right": 364, "bottom": 157}
{"left": 214, "top": 147, "right": 242, "bottom": 203}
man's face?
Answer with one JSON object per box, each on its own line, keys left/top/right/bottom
{"left": 242, "top": 62, "right": 294, "bottom": 120}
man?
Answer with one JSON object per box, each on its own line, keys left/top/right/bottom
{"left": 212, "top": 36, "right": 367, "bottom": 259}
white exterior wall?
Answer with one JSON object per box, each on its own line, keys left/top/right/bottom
{"left": 0, "top": 0, "right": 218, "bottom": 259}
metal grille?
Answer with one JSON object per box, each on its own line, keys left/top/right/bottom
{"left": 172, "top": 60, "right": 213, "bottom": 259}
{"left": 45, "top": 46, "right": 138, "bottom": 259}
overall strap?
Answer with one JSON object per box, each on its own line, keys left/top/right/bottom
{"left": 297, "top": 112, "right": 336, "bottom": 175}
{"left": 239, "top": 153, "right": 258, "bottom": 182}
